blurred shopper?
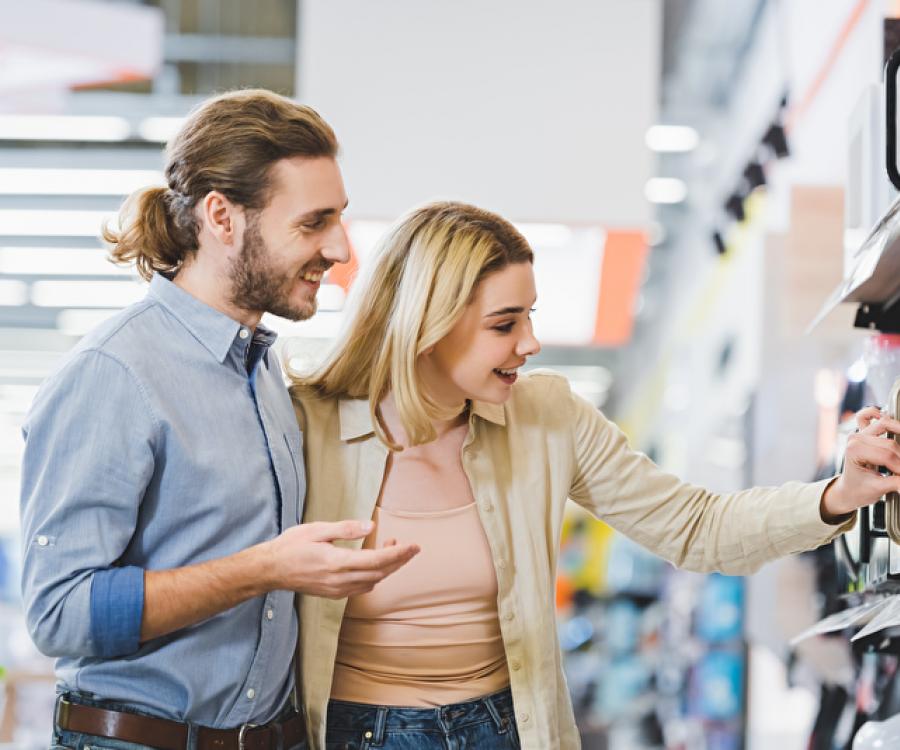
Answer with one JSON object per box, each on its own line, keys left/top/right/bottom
{"left": 19, "top": 89, "right": 417, "bottom": 750}
{"left": 291, "top": 201, "right": 900, "bottom": 750}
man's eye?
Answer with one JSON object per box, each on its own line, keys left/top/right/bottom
{"left": 303, "top": 220, "right": 325, "bottom": 231}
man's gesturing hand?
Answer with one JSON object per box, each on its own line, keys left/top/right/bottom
{"left": 821, "top": 407, "right": 900, "bottom": 521}
{"left": 264, "top": 520, "right": 419, "bottom": 598}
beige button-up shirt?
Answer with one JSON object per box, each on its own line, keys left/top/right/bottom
{"left": 292, "top": 370, "right": 851, "bottom": 749}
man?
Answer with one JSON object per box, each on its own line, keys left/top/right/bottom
{"left": 20, "top": 89, "right": 419, "bottom": 750}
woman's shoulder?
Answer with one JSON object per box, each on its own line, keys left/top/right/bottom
{"left": 503, "top": 368, "right": 576, "bottom": 418}
{"left": 288, "top": 382, "right": 342, "bottom": 428}
{"left": 512, "top": 368, "right": 573, "bottom": 398}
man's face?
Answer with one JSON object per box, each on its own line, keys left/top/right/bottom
{"left": 228, "top": 156, "right": 350, "bottom": 321}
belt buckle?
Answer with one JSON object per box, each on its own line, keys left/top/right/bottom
{"left": 238, "top": 722, "right": 258, "bottom": 750}
{"left": 54, "top": 694, "right": 71, "bottom": 729}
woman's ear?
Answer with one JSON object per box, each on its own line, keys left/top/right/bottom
{"left": 421, "top": 345, "right": 435, "bottom": 357}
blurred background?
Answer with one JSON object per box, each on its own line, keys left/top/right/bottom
{"left": 4, "top": 1, "right": 900, "bottom": 748}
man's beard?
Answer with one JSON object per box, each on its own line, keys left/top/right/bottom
{"left": 228, "top": 213, "right": 318, "bottom": 322}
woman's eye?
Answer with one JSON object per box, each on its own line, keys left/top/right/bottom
{"left": 493, "top": 322, "right": 515, "bottom": 333}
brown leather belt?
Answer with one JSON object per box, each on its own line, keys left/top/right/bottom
{"left": 57, "top": 697, "right": 305, "bottom": 750}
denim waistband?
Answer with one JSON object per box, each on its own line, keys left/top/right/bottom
{"left": 327, "top": 687, "right": 515, "bottom": 735}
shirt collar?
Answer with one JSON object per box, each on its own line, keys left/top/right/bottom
{"left": 149, "top": 273, "right": 277, "bottom": 363}
{"left": 470, "top": 400, "right": 506, "bottom": 426}
{"left": 337, "top": 396, "right": 506, "bottom": 442}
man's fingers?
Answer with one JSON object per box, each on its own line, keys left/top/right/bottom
{"left": 305, "top": 519, "right": 375, "bottom": 543}
{"left": 340, "top": 543, "right": 420, "bottom": 573}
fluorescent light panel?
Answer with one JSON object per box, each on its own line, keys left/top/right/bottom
{"left": 0, "top": 168, "right": 164, "bottom": 196}
{"left": 138, "top": 117, "right": 185, "bottom": 142}
{"left": 31, "top": 280, "right": 145, "bottom": 308}
{"left": 56, "top": 308, "right": 120, "bottom": 336}
{"left": 0, "top": 247, "right": 133, "bottom": 276}
{"left": 644, "top": 178, "right": 687, "bottom": 204}
{"left": 0, "top": 280, "right": 28, "bottom": 306}
{"left": 0, "top": 210, "right": 116, "bottom": 237}
{"left": 0, "top": 115, "right": 131, "bottom": 142}
{"left": 645, "top": 125, "right": 700, "bottom": 153}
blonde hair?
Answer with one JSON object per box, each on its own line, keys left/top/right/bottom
{"left": 294, "top": 201, "right": 533, "bottom": 449}
{"left": 104, "top": 89, "right": 338, "bottom": 281}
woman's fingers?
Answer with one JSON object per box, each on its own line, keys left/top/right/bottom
{"left": 857, "top": 406, "right": 884, "bottom": 431}
{"left": 859, "top": 415, "right": 900, "bottom": 437}
{"left": 850, "top": 434, "right": 900, "bottom": 473}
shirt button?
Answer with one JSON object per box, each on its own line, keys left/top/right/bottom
{"left": 496, "top": 558, "right": 506, "bottom": 569}
{"left": 266, "top": 608, "right": 274, "bottom": 621}
{"left": 364, "top": 731, "right": 373, "bottom": 740}
{"left": 36, "top": 535, "right": 48, "bottom": 547}
{"left": 510, "top": 659, "right": 521, "bottom": 671}
{"left": 246, "top": 688, "right": 256, "bottom": 700}
{"left": 482, "top": 502, "right": 493, "bottom": 512}
{"left": 239, "top": 328, "right": 250, "bottom": 339}
{"left": 504, "top": 612, "right": 515, "bottom": 621}
{"left": 520, "top": 712, "right": 530, "bottom": 723}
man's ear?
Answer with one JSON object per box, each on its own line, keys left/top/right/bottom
{"left": 199, "top": 190, "right": 242, "bottom": 246}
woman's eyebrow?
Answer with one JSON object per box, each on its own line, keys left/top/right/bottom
{"left": 484, "top": 306, "right": 525, "bottom": 318}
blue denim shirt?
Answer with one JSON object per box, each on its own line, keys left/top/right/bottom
{"left": 19, "top": 274, "right": 304, "bottom": 727}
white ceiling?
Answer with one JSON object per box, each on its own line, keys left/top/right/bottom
{"left": 298, "top": 0, "right": 661, "bottom": 226}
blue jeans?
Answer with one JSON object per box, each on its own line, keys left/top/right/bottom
{"left": 325, "top": 687, "right": 520, "bottom": 749}
{"left": 51, "top": 692, "right": 306, "bottom": 750}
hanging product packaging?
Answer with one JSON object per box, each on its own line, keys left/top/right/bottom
{"left": 789, "top": 597, "right": 892, "bottom": 645}
{"left": 884, "top": 376, "right": 900, "bottom": 543}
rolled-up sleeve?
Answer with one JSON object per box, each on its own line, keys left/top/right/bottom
{"left": 20, "top": 349, "right": 157, "bottom": 657}
{"left": 564, "top": 380, "right": 855, "bottom": 575}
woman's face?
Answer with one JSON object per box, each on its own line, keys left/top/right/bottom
{"left": 421, "top": 262, "right": 541, "bottom": 408}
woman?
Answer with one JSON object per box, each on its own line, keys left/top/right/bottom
{"left": 291, "top": 201, "right": 897, "bottom": 749}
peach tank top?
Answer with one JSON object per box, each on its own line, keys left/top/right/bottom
{"left": 330, "top": 502, "right": 510, "bottom": 707}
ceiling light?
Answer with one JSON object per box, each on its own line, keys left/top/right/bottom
{"left": 0, "top": 247, "right": 133, "bottom": 276}
{"left": 0, "top": 115, "right": 131, "bottom": 142}
{"left": 0, "top": 279, "right": 28, "bottom": 306}
{"left": 645, "top": 125, "right": 700, "bottom": 153}
{"left": 0, "top": 210, "right": 115, "bottom": 237}
{"left": 0, "top": 168, "right": 164, "bottom": 196}
{"left": 138, "top": 117, "right": 185, "bottom": 142}
{"left": 847, "top": 357, "right": 867, "bottom": 384}
{"left": 56, "top": 309, "right": 119, "bottom": 336}
{"left": 31, "top": 280, "right": 145, "bottom": 308}
{"left": 644, "top": 178, "right": 687, "bottom": 204}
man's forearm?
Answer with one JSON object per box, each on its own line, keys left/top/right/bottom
{"left": 141, "top": 542, "right": 274, "bottom": 643}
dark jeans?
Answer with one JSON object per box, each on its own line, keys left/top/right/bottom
{"left": 325, "top": 687, "right": 520, "bottom": 749}
{"left": 51, "top": 692, "right": 306, "bottom": 750}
